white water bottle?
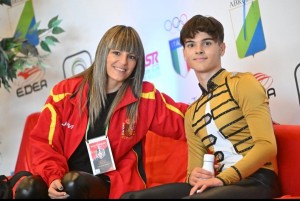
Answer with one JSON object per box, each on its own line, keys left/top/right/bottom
{"left": 202, "top": 154, "right": 215, "bottom": 176}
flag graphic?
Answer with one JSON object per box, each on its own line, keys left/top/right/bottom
{"left": 230, "top": 0, "right": 266, "bottom": 58}
{"left": 169, "top": 37, "right": 190, "bottom": 77}
{"left": 14, "top": 0, "right": 39, "bottom": 46}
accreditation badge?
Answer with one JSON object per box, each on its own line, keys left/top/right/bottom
{"left": 86, "top": 135, "right": 116, "bottom": 175}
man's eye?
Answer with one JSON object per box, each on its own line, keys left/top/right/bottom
{"left": 203, "top": 41, "right": 212, "bottom": 46}
{"left": 186, "top": 43, "right": 194, "bottom": 48}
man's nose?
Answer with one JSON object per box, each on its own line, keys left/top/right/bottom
{"left": 196, "top": 44, "right": 204, "bottom": 54}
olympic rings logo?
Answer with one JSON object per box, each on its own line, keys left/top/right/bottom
{"left": 164, "top": 14, "right": 188, "bottom": 32}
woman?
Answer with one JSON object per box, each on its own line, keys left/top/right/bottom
{"left": 16, "top": 25, "right": 188, "bottom": 199}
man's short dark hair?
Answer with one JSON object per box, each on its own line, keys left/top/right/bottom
{"left": 180, "top": 14, "right": 224, "bottom": 46}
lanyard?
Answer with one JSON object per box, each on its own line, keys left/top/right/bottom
{"left": 85, "top": 119, "right": 108, "bottom": 142}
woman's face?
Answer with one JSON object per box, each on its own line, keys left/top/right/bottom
{"left": 106, "top": 49, "right": 137, "bottom": 92}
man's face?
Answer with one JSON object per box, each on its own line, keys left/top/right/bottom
{"left": 183, "top": 32, "right": 225, "bottom": 76}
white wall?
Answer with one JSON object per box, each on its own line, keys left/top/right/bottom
{"left": 1, "top": 0, "right": 300, "bottom": 176}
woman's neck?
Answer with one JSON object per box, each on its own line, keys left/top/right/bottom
{"left": 107, "top": 80, "right": 122, "bottom": 93}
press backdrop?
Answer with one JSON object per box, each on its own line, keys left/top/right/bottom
{"left": 1, "top": 0, "right": 300, "bottom": 176}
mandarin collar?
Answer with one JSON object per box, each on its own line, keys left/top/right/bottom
{"left": 198, "top": 68, "right": 225, "bottom": 95}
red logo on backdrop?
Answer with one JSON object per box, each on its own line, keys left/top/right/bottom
{"left": 253, "top": 72, "right": 276, "bottom": 99}
{"left": 253, "top": 72, "right": 273, "bottom": 89}
{"left": 15, "top": 66, "right": 47, "bottom": 97}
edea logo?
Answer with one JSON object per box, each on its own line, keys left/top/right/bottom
{"left": 229, "top": 0, "right": 266, "bottom": 58}
{"left": 16, "top": 67, "right": 47, "bottom": 97}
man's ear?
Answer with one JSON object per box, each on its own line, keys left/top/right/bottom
{"left": 220, "top": 42, "right": 226, "bottom": 56}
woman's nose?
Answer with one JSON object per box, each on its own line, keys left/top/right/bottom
{"left": 119, "top": 54, "right": 128, "bottom": 65}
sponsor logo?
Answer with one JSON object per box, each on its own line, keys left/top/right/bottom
{"left": 14, "top": 0, "right": 39, "bottom": 46}
{"left": 62, "top": 50, "right": 92, "bottom": 79}
{"left": 145, "top": 51, "right": 159, "bottom": 67}
{"left": 13, "top": 0, "right": 48, "bottom": 97}
{"left": 229, "top": 0, "right": 266, "bottom": 58}
{"left": 253, "top": 72, "right": 273, "bottom": 90}
{"left": 164, "top": 13, "right": 188, "bottom": 34}
{"left": 16, "top": 67, "right": 47, "bottom": 97}
{"left": 169, "top": 37, "right": 190, "bottom": 77}
{"left": 62, "top": 122, "right": 74, "bottom": 129}
{"left": 144, "top": 51, "right": 160, "bottom": 80}
{"left": 164, "top": 14, "right": 190, "bottom": 77}
{"left": 253, "top": 72, "right": 275, "bottom": 99}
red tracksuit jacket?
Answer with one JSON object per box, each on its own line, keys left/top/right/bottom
{"left": 30, "top": 76, "right": 188, "bottom": 198}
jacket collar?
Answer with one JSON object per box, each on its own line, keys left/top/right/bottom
{"left": 198, "top": 68, "right": 226, "bottom": 95}
{"left": 70, "top": 82, "right": 138, "bottom": 111}
{"left": 115, "top": 86, "right": 138, "bottom": 111}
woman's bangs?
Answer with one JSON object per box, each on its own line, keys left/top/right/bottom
{"left": 110, "top": 30, "right": 140, "bottom": 57}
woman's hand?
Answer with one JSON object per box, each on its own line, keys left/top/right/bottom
{"left": 189, "top": 177, "right": 223, "bottom": 195}
{"left": 48, "top": 179, "right": 70, "bottom": 199}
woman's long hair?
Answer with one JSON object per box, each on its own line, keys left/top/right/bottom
{"left": 75, "top": 25, "right": 145, "bottom": 129}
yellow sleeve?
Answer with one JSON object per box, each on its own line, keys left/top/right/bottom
{"left": 217, "top": 73, "right": 277, "bottom": 184}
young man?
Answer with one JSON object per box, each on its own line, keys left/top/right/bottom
{"left": 121, "top": 14, "right": 281, "bottom": 199}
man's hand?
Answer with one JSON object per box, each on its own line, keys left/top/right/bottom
{"left": 190, "top": 177, "right": 223, "bottom": 195}
{"left": 189, "top": 167, "right": 214, "bottom": 186}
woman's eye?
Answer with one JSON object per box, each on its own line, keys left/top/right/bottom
{"left": 112, "top": 51, "right": 120, "bottom": 56}
{"left": 129, "top": 55, "right": 136, "bottom": 60}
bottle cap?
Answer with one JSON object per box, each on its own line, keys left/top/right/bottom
{"left": 203, "top": 154, "right": 215, "bottom": 162}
